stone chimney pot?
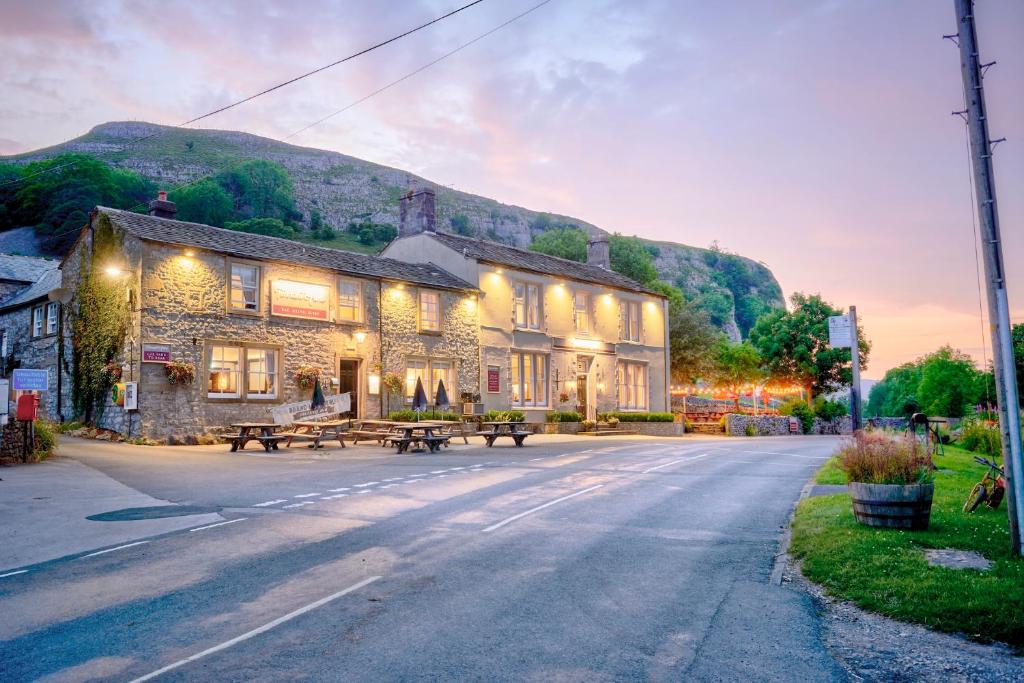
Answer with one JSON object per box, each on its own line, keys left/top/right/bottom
{"left": 399, "top": 185, "right": 436, "bottom": 237}
{"left": 587, "top": 235, "right": 610, "bottom": 269}
{"left": 148, "top": 190, "right": 177, "bottom": 219}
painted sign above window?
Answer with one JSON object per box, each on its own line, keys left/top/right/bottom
{"left": 142, "top": 343, "right": 172, "bottom": 363}
{"left": 270, "top": 279, "right": 331, "bottom": 321}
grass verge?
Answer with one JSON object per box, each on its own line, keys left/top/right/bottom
{"left": 790, "top": 445, "right": 1024, "bottom": 650}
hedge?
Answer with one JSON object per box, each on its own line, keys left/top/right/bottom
{"left": 387, "top": 410, "right": 462, "bottom": 422}
{"left": 598, "top": 412, "right": 675, "bottom": 423}
{"left": 546, "top": 411, "right": 582, "bottom": 423}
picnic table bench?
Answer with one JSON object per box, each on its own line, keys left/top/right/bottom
{"left": 478, "top": 421, "right": 531, "bottom": 447}
{"left": 276, "top": 419, "right": 348, "bottom": 449}
{"left": 348, "top": 419, "right": 400, "bottom": 444}
{"left": 223, "top": 423, "right": 286, "bottom": 452}
{"left": 388, "top": 423, "right": 451, "bottom": 454}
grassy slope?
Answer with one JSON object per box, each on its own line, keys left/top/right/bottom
{"left": 791, "top": 445, "right": 1024, "bottom": 649}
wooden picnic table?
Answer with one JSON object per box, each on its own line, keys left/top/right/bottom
{"left": 223, "top": 422, "right": 285, "bottom": 452}
{"left": 348, "top": 419, "right": 401, "bottom": 445}
{"left": 280, "top": 419, "right": 348, "bottom": 449}
{"left": 388, "top": 422, "right": 450, "bottom": 454}
{"left": 478, "top": 421, "right": 531, "bottom": 447}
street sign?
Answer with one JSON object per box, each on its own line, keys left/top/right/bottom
{"left": 12, "top": 368, "right": 48, "bottom": 392}
{"left": 828, "top": 315, "right": 852, "bottom": 348}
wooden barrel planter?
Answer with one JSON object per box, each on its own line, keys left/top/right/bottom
{"left": 849, "top": 482, "right": 934, "bottom": 530}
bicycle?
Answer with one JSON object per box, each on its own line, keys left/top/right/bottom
{"left": 962, "top": 455, "right": 1006, "bottom": 513}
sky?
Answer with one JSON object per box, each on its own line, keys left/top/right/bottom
{"left": 1, "top": 0, "right": 1022, "bottom": 379}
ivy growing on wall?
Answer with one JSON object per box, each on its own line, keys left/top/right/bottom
{"left": 71, "top": 213, "right": 130, "bottom": 423}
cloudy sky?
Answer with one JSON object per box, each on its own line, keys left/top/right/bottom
{"left": 1, "top": 0, "right": 1022, "bottom": 378}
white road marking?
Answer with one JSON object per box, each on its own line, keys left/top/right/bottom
{"left": 282, "top": 502, "right": 314, "bottom": 509}
{"left": 327, "top": 487, "right": 350, "bottom": 492}
{"left": 82, "top": 541, "right": 150, "bottom": 558}
{"left": 129, "top": 576, "right": 382, "bottom": 683}
{"left": 356, "top": 490, "right": 371, "bottom": 495}
{"left": 642, "top": 454, "right": 710, "bottom": 474}
{"left": 252, "top": 499, "right": 287, "bottom": 507}
{"left": 323, "top": 493, "right": 348, "bottom": 499}
{"left": 189, "top": 518, "right": 247, "bottom": 532}
{"left": 449, "top": 467, "right": 465, "bottom": 471}
{"left": 430, "top": 470, "right": 446, "bottom": 474}
{"left": 482, "top": 485, "right": 605, "bottom": 533}
{"left": 354, "top": 482, "right": 379, "bottom": 488}
{"left": 0, "top": 570, "right": 28, "bottom": 578}
{"left": 383, "top": 477, "right": 404, "bottom": 482}
{"left": 408, "top": 473, "right": 427, "bottom": 478}
{"left": 293, "top": 493, "right": 321, "bottom": 498}
{"left": 529, "top": 457, "right": 544, "bottom": 461}
{"left": 380, "top": 484, "right": 397, "bottom": 489}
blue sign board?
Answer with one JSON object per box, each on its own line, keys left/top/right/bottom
{"left": 12, "top": 368, "right": 49, "bottom": 392}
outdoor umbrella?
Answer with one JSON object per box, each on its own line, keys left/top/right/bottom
{"left": 310, "top": 376, "right": 326, "bottom": 410}
{"left": 435, "top": 378, "right": 450, "bottom": 413}
{"left": 411, "top": 376, "right": 428, "bottom": 420}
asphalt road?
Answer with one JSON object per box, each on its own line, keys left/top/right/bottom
{"left": 0, "top": 435, "right": 846, "bottom": 682}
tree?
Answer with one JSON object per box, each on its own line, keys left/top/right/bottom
{"left": 170, "top": 179, "right": 233, "bottom": 227}
{"left": 711, "top": 341, "right": 764, "bottom": 409}
{"left": 449, "top": 213, "right": 474, "bottom": 237}
{"left": 1015, "top": 323, "right": 1024, "bottom": 407}
{"left": 667, "top": 296, "right": 723, "bottom": 385}
{"left": 609, "top": 235, "right": 659, "bottom": 285}
{"left": 529, "top": 226, "right": 588, "bottom": 262}
{"left": 916, "top": 346, "right": 983, "bottom": 418}
{"left": 224, "top": 217, "right": 295, "bottom": 239}
{"left": 749, "top": 292, "right": 870, "bottom": 400}
{"left": 214, "top": 159, "right": 298, "bottom": 224}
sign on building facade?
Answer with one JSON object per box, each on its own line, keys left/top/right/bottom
{"left": 12, "top": 368, "right": 48, "bottom": 392}
{"left": 270, "top": 279, "right": 331, "bottom": 321}
{"left": 486, "top": 365, "right": 501, "bottom": 393}
{"left": 142, "top": 343, "right": 172, "bottom": 363}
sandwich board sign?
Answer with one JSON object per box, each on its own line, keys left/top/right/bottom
{"left": 828, "top": 315, "right": 852, "bottom": 349}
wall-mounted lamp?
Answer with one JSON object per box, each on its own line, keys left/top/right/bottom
{"left": 368, "top": 373, "right": 381, "bottom": 395}
{"left": 354, "top": 330, "right": 367, "bottom": 344}
{"left": 104, "top": 265, "right": 123, "bottom": 277}
{"left": 184, "top": 249, "right": 196, "bottom": 257}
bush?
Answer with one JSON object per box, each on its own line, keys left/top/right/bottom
{"left": 959, "top": 420, "right": 1000, "bottom": 456}
{"left": 546, "top": 411, "right": 581, "bottom": 423}
{"left": 837, "top": 432, "right": 933, "bottom": 485}
{"left": 580, "top": 419, "right": 597, "bottom": 431}
{"left": 597, "top": 411, "right": 674, "bottom": 423}
{"left": 744, "top": 422, "right": 758, "bottom": 437}
{"left": 55, "top": 420, "right": 84, "bottom": 434}
{"left": 779, "top": 399, "right": 814, "bottom": 434}
{"left": 33, "top": 420, "right": 59, "bottom": 459}
{"left": 813, "top": 398, "right": 848, "bottom": 421}
{"left": 387, "top": 409, "right": 461, "bottom": 422}
{"left": 604, "top": 416, "right": 620, "bottom": 428}
{"left": 483, "top": 409, "right": 525, "bottom": 423}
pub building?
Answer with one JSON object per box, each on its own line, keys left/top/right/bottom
{"left": 62, "top": 195, "right": 480, "bottom": 442}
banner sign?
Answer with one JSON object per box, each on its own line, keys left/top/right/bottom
{"left": 828, "top": 315, "right": 852, "bottom": 349}
{"left": 271, "top": 279, "right": 331, "bottom": 321}
{"left": 270, "top": 392, "right": 351, "bottom": 425}
{"left": 486, "top": 365, "right": 501, "bottom": 393}
{"left": 142, "top": 343, "right": 172, "bottom": 363}
{"left": 12, "top": 368, "right": 48, "bottom": 392}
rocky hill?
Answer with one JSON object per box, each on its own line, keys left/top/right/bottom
{"left": 5, "top": 121, "right": 784, "bottom": 339}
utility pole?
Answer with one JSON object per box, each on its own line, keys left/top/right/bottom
{"left": 953, "top": 0, "right": 1024, "bottom": 555}
{"left": 849, "top": 306, "right": 862, "bottom": 431}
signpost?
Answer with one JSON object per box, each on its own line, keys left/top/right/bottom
{"left": 828, "top": 308, "right": 862, "bottom": 431}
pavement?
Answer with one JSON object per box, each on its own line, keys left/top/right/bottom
{"left": 0, "top": 433, "right": 846, "bottom": 681}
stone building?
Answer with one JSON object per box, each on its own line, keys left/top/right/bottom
{"left": 382, "top": 188, "right": 670, "bottom": 421}
{"left": 0, "top": 254, "right": 68, "bottom": 419}
{"left": 63, "top": 199, "right": 479, "bottom": 441}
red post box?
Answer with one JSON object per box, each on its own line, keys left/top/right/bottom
{"left": 16, "top": 394, "right": 39, "bottom": 421}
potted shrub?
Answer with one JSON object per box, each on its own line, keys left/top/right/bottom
{"left": 839, "top": 432, "right": 934, "bottom": 530}
{"left": 580, "top": 419, "right": 597, "bottom": 433}
{"left": 164, "top": 360, "right": 195, "bottom": 385}
{"left": 294, "top": 366, "right": 322, "bottom": 391}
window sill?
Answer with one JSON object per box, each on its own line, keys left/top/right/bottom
{"left": 226, "top": 308, "right": 262, "bottom": 317}
{"left": 418, "top": 329, "right": 442, "bottom": 336}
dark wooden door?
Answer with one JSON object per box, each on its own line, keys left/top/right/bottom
{"left": 577, "top": 375, "right": 588, "bottom": 420}
{"left": 338, "top": 360, "right": 359, "bottom": 418}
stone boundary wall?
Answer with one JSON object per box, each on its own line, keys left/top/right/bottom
{"left": 867, "top": 417, "right": 909, "bottom": 431}
{"left": 725, "top": 414, "right": 854, "bottom": 436}
{"left": 813, "top": 416, "right": 852, "bottom": 435}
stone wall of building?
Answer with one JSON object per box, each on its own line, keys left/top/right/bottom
{"left": 0, "top": 300, "right": 65, "bottom": 419}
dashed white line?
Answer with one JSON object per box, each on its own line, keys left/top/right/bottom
{"left": 354, "top": 482, "right": 379, "bottom": 488}
{"left": 380, "top": 484, "right": 397, "bottom": 489}
{"left": 430, "top": 470, "right": 446, "bottom": 474}
{"left": 482, "top": 485, "right": 605, "bottom": 533}
{"left": 293, "top": 492, "right": 321, "bottom": 498}
{"left": 323, "top": 493, "right": 348, "bottom": 499}
{"left": 282, "top": 502, "right": 315, "bottom": 509}
{"left": 529, "top": 457, "right": 544, "bottom": 461}
{"left": 642, "top": 453, "right": 710, "bottom": 474}
{"left": 0, "top": 570, "right": 28, "bottom": 579}
{"left": 129, "top": 576, "right": 382, "bottom": 683}
{"left": 252, "top": 499, "right": 287, "bottom": 507}
{"left": 190, "top": 518, "right": 247, "bottom": 532}
{"left": 327, "top": 487, "right": 350, "bottom": 493}
{"left": 82, "top": 541, "right": 150, "bottom": 558}
{"left": 449, "top": 467, "right": 465, "bottom": 471}
{"left": 356, "top": 490, "right": 372, "bottom": 495}
{"left": 383, "top": 477, "right": 404, "bottom": 482}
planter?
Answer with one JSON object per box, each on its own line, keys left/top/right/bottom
{"left": 849, "top": 482, "right": 934, "bottom": 530}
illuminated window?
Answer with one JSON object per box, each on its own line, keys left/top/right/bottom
{"left": 405, "top": 360, "right": 427, "bottom": 400}
{"left": 208, "top": 345, "right": 241, "bottom": 398}
{"left": 513, "top": 281, "right": 542, "bottom": 330}
{"left": 430, "top": 360, "right": 452, "bottom": 401}
{"left": 337, "top": 278, "right": 362, "bottom": 322}
{"left": 620, "top": 300, "right": 641, "bottom": 342}
{"left": 230, "top": 263, "right": 260, "bottom": 312}
{"left": 45, "top": 303, "right": 59, "bottom": 335}
{"left": 574, "top": 292, "right": 590, "bottom": 335}
{"left": 246, "top": 348, "right": 278, "bottom": 399}
{"left": 31, "top": 305, "right": 44, "bottom": 338}
{"left": 419, "top": 290, "right": 440, "bottom": 332}
{"left": 511, "top": 352, "right": 548, "bottom": 407}
{"left": 617, "top": 361, "right": 648, "bottom": 410}
{"left": 405, "top": 359, "right": 454, "bottom": 402}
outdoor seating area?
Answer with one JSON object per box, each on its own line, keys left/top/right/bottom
{"left": 477, "top": 421, "right": 532, "bottom": 448}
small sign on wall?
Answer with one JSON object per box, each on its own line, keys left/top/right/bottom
{"left": 142, "top": 343, "right": 172, "bottom": 363}
{"left": 828, "top": 315, "right": 852, "bottom": 349}
{"left": 124, "top": 382, "right": 138, "bottom": 411}
{"left": 271, "top": 279, "right": 331, "bottom": 320}
{"left": 12, "top": 368, "right": 48, "bottom": 392}
{"left": 486, "top": 365, "right": 501, "bottom": 393}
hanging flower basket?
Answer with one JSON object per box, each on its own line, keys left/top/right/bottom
{"left": 382, "top": 372, "right": 404, "bottom": 395}
{"left": 165, "top": 360, "right": 195, "bottom": 385}
{"left": 102, "top": 361, "right": 123, "bottom": 383}
{"left": 294, "top": 365, "right": 322, "bottom": 390}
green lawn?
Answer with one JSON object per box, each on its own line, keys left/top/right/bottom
{"left": 791, "top": 445, "right": 1024, "bottom": 650}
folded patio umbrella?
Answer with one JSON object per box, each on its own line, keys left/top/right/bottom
{"left": 311, "top": 376, "right": 326, "bottom": 410}
{"left": 435, "top": 378, "right": 450, "bottom": 413}
{"left": 412, "top": 376, "right": 428, "bottom": 419}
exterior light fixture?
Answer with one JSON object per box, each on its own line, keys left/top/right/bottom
{"left": 354, "top": 330, "right": 367, "bottom": 344}
{"left": 495, "top": 268, "right": 504, "bottom": 275}
{"left": 184, "top": 249, "right": 195, "bottom": 257}
{"left": 104, "top": 265, "right": 123, "bottom": 277}
{"left": 368, "top": 373, "right": 381, "bottom": 395}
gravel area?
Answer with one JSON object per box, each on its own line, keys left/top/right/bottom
{"left": 785, "top": 562, "right": 1024, "bottom": 682}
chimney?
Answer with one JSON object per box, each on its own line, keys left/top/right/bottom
{"left": 148, "top": 190, "right": 177, "bottom": 219}
{"left": 587, "top": 235, "right": 610, "bottom": 269}
{"left": 398, "top": 185, "right": 435, "bottom": 237}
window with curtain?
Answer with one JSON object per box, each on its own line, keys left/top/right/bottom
{"left": 620, "top": 300, "right": 641, "bottom": 342}
{"left": 511, "top": 352, "right": 548, "bottom": 407}
{"left": 512, "top": 281, "right": 542, "bottom": 330}
{"left": 419, "top": 290, "right": 440, "bottom": 332}
{"left": 246, "top": 348, "right": 278, "bottom": 399}
{"left": 32, "top": 305, "right": 43, "bottom": 338}
{"left": 616, "top": 361, "right": 648, "bottom": 410}
{"left": 230, "top": 263, "right": 260, "bottom": 312}
{"left": 430, "top": 361, "right": 452, "bottom": 400}
{"left": 45, "top": 302, "right": 59, "bottom": 335}
{"left": 405, "top": 359, "right": 427, "bottom": 400}
{"left": 574, "top": 292, "right": 590, "bottom": 335}
{"left": 208, "top": 345, "right": 242, "bottom": 398}
{"left": 337, "top": 278, "right": 362, "bottom": 322}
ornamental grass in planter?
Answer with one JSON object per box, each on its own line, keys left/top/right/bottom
{"left": 838, "top": 431, "right": 935, "bottom": 530}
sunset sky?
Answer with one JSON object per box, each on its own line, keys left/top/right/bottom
{"left": 1, "top": 0, "right": 1021, "bottom": 379}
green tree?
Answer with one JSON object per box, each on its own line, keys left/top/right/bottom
{"left": 749, "top": 293, "right": 870, "bottom": 400}
{"left": 224, "top": 217, "right": 295, "bottom": 239}
{"left": 528, "top": 226, "right": 588, "bottom": 262}
{"left": 667, "top": 296, "right": 724, "bottom": 385}
{"left": 609, "top": 234, "right": 659, "bottom": 285}
{"left": 711, "top": 341, "right": 764, "bottom": 410}
{"left": 215, "top": 159, "right": 298, "bottom": 224}
{"left": 1014, "top": 323, "right": 1024, "bottom": 406}
{"left": 170, "top": 179, "right": 233, "bottom": 227}
{"left": 449, "top": 213, "right": 474, "bottom": 237}
{"left": 916, "top": 346, "right": 983, "bottom": 418}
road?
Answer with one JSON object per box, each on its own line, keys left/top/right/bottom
{"left": 0, "top": 435, "right": 845, "bottom": 682}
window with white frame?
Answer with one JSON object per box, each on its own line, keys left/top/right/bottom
{"left": 208, "top": 345, "right": 242, "bottom": 398}
{"left": 419, "top": 290, "right": 440, "bottom": 332}
{"left": 430, "top": 360, "right": 453, "bottom": 401}
{"left": 620, "top": 300, "right": 641, "bottom": 342}
{"left": 574, "top": 291, "right": 591, "bottom": 335}
{"left": 405, "top": 359, "right": 454, "bottom": 402}
{"left": 229, "top": 263, "right": 260, "bottom": 312}
{"left": 510, "top": 351, "right": 548, "bottom": 407}
{"left": 31, "top": 305, "right": 44, "bottom": 338}
{"left": 337, "top": 278, "right": 362, "bottom": 323}
{"left": 513, "top": 282, "right": 542, "bottom": 330}
{"left": 45, "top": 302, "right": 58, "bottom": 335}
{"left": 246, "top": 347, "right": 279, "bottom": 399}
{"left": 405, "top": 360, "right": 426, "bottom": 400}
{"left": 616, "top": 361, "right": 648, "bottom": 410}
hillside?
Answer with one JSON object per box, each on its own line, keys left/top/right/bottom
{"left": 4, "top": 121, "right": 784, "bottom": 339}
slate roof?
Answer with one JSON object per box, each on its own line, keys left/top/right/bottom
{"left": 0, "top": 255, "right": 61, "bottom": 311}
{"left": 427, "top": 232, "right": 664, "bottom": 296}
{"left": 96, "top": 208, "right": 475, "bottom": 292}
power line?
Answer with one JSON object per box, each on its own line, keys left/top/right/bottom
{"left": 1, "top": 0, "right": 488, "bottom": 189}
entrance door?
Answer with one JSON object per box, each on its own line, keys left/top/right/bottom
{"left": 338, "top": 360, "right": 359, "bottom": 418}
{"left": 576, "top": 375, "right": 588, "bottom": 419}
